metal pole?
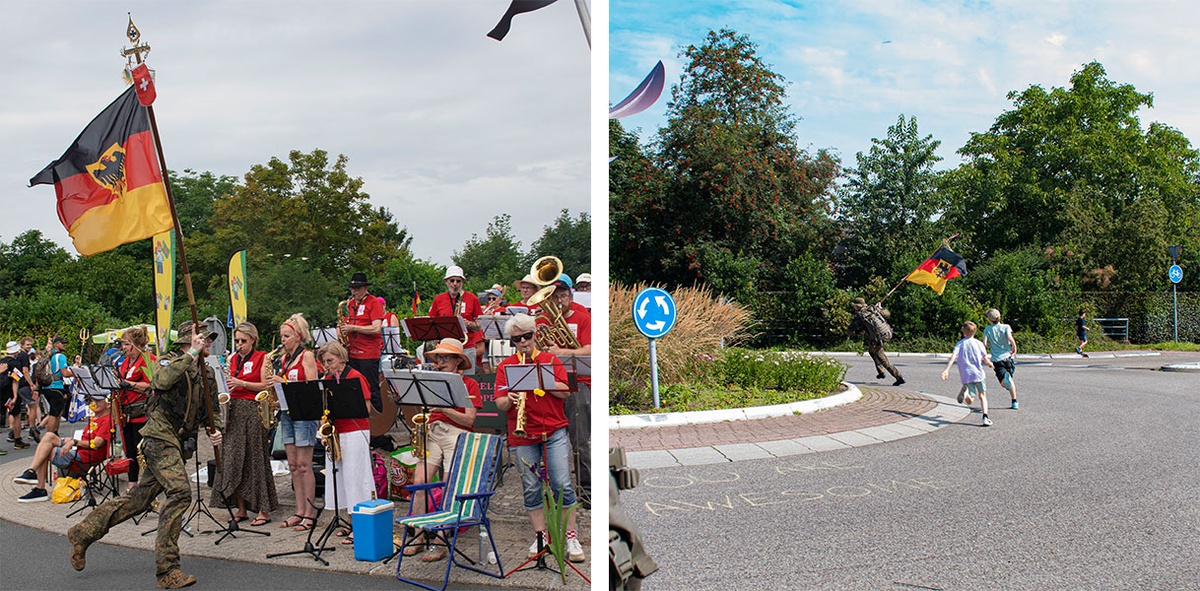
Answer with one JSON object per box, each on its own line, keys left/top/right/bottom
{"left": 1174, "top": 283, "right": 1178, "bottom": 343}
{"left": 572, "top": 0, "right": 591, "bottom": 49}
{"left": 649, "top": 338, "right": 661, "bottom": 409}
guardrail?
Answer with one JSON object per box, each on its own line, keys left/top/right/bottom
{"left": 1093, "top": 317, "right": 1129, "bottom": 343}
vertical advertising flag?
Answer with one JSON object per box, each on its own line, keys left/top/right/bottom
{"left": 228, "top": 250, "right": 248, "bottom": 327}
{"left": 29, "top": 86, "right": 173, "bottom": 256}
{"left": 152, "top": 230, "right": 176, "bottom": 356}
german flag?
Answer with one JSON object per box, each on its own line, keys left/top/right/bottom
{"left": 411, "top": 283, "right": 421, "bottom": 315}
{"left": 905, "top": 247, "right": 968, "bottom": 295}
{"left": 29, "top": 86, "right": 173, "bottom": 256}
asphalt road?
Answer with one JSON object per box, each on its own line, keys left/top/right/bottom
{"left": 622, "top": 353, "right": 1200, "bottom": 591}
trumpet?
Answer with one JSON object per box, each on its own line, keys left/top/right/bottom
{"left": 336, "top": 299, "right": 350, "bottom": 344}
{"left": 512, "top": 392, "right": 529, "bottom": 439}
{"left": 410, "top": 412, "right": 429, "bottom": 459}
{"left": 318, "top": 413, "right": 341, "bottom": 462}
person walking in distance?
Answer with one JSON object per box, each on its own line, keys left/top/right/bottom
{"left": 942, "top": 321, "right": 996, "bottom": 427}
{"left": 1075, "top": 309, "right": 1090, "bottom": 358}
{"left": 848, "top": 298, "right": 904, "bottom": 386}
{"left": 982, "top": 309, "right": 1019, "bottom": 410}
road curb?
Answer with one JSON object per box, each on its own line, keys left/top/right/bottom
{"left": 609, "top": 383, "right": 862, "bottom": 430}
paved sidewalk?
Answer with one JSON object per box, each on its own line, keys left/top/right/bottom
{"left": 0, "top": 441, "right": 590, "bottom": 591}
{"left": 611, "top": 386, "right": 969, "bottom": 470}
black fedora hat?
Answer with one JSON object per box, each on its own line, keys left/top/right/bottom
{"left": 348, "top": 272, "right": 370, "bottom": 288}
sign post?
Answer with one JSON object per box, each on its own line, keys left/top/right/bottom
{"left": 1169, "top": 245, "right": 1182, "bottom": 343}
{"left": 632, "top": 287, "right": 677, "bottom": 409}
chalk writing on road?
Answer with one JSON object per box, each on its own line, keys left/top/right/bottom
{"left": 642, "top": 477, "right": 954, "bottom": 517}
{"left": 641, "top": 462, "right": 865, "bottom": 490}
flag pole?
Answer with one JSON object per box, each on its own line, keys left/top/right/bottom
{"left": 879, "top": 233, "right": 959, "bottom": 305}
{"left": 123, "top": 16, "right": 221, "bottom": 468}
{"left": 573, "top": 0, "right": 591, "bottom": 49}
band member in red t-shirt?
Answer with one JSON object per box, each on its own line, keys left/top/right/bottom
{"left": 340, "top": 272, "right": 384, "bottom": 413}
{"left": 115, "top": 327, "right": 155, "bottom": 490}
{"left": 428, "top": 265, "right": 484, "bottom": 369}
{"left": 269, "top": 313, "right": 321, "bottom": 531}
{"left": 14, "top": 395, "right": 112, "bottom": 502}
{"left": 316, "top": 341, "right": 374, "bottom": 544}
{"left": 493, "top": 314, "right": 585, "bottom": 563}
{"left": 537, "top": 274, "right": 593, "bottom": 506}
{"left": 403, "top": 338, "right": 484, "bottom": 562}
{"left": 213, "top": 322, "right": 278, "bottom": 526}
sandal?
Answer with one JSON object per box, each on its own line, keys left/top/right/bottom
{"left": 293, "top": 517, "right": 316, "bottom": 532}
{"left": 249, "top": 517, "right": 272, "bottom": 527}
{"left": 231, "top": 515, "right": 249, "bottom": 523}
{"left": 335, "top": 528, "right": 352, "bottom": 538}
{"left": 281, "top": 514, "right": 304, "bottom": 529}
{"left": 420, "top": 546, "right": 448, "bottom": 562}
{"left": 341, "top": 535, "right": 355, "bottom": 545}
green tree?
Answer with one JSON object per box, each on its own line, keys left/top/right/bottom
{"left": 835, "top": 115, "right": 944, "bottom": 287}
{"left": 609, "top": 118, "right": 666, "bottom": 285}
{"left": 526, "top": 209, "right": 591, "bottom": 277}
{"left": 0, "top": 230, "right": 71, "bottom": 298}
{"left": 453, "top": 214, "right": 524, "bottom": 293}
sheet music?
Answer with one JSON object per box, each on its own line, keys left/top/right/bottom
{"left": 503, "top": 363, "right": 561, "bottom": 392}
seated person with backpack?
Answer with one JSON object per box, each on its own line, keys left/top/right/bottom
{"left": 13, "top": 395, "right": 111, "bottom": 503}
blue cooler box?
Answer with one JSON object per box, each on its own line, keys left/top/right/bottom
{"left": 351, "top": 499, "right": 395, "bottom": 561}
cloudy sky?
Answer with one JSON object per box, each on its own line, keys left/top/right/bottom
{"left": 1, "top": 1, "right": 590, "bottom": 266}
{"left": 610, "top": 0, "right": 1200, "bottom": 170}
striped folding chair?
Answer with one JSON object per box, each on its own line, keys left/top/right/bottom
{"left": 395, "top": 432, "right": 504, "bottom": 591}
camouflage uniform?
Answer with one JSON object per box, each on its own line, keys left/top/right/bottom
{"left": 68, "top": 328, "right": 220, "bottom": 582}
{"left": 849, "top": 303, "right": 904, "bottom": 385}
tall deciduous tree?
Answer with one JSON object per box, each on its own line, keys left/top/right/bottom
{"left": 526, "top": 209, "right": 590, "bottom": 277}
{"left": 835, "top": 115, "right": 944, "bottom": 288}
{"left": 454, "top": 214, "right": 524, "bottom": 294}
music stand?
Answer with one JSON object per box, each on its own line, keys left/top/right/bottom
{"left": 505, "top": 306, "right": 530, "bottom": 316}
{"left": 503, "top": 364, "right": 568, "bottom": 393}
{"left": 312, "top": 376, "right": 368, "bottom": 563}
{"left": 477, "top": 316, "right": 508, "bottom": 341}
{"left": 401, "top": 316, "right": 467, "bottom": 342}
{"left": 382, "top": 326, "right": 405, "bottom": 355}
{"left": 381, "top": 368, "right": 473, "bottom": 560}
{"left": 266, "top": 380, "right": 336, "bottom": 564}
{"left": 313, "top": 328, "right": 340, "bottom": 348}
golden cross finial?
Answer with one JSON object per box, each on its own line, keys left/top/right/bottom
{"left": 122, "top": 13, "right": 151, "bottom": 65}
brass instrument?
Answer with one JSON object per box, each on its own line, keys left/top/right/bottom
{"left": 318, "top": 413, "right": 341, "bottom": 462}
{"left": 254, "top": 345, "right": 284, "bottom": 430}
{"left": 410, "top": 412, "right": 429, "bottom": 458}
{"left": 336, "top": 299, "right": 351, "bottom": 344}
{"left": 512, "top": 392, "right": 529, "bottom": 439}
{"left": 217, "top": 392, "right": 231, "bottom": 430}
{"left": 531, "top": 255, "right": 563, "bottom": 286}
{"left": 527, "top": 284, "right": 581, "bottom": 350}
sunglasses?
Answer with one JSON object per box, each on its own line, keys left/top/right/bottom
{"left": 510, "top": 332, "right": 535, "bottom": 343}
{"left": 488, "top": 297, "right": 498, "bottom": 302}
{"left": 233, "top": 338, "right": 249, "bottom": 344}
{"left": 446, "top": 278, "right": 463, "bottom": 284}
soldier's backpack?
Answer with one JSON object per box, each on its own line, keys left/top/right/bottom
{"left": 863, "top": 305, "right": 894, "bottom": 343}
{"left": 34, "top": 355, "right": 55, "bottom": 387}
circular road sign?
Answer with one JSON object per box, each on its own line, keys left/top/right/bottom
{"left": 1169, "top": 264, "right": 1183, "bottom": 284}
{"left": 632, "top": 287, "right": 677, "bottom": 339}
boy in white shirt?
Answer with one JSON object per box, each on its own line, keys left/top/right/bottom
{"left": 942, "top": 321, "right": 996, "bottom": 426}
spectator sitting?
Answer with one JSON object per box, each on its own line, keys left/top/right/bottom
{"left": 13, "top": 395, "right": 112, "bottom": 502}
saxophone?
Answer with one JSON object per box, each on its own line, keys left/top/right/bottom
{"left": 410, "top": 412, "right": 429, "bottom": 458}
{"left": 336, "top": 299, "right": 351, "bottom": 344}
{"left": 512, "top": 392, "right": 529, "bottom": 438}
{"left": 254, "top": 345, "right": 284, "bottom": 430}
{"left": 318, "top": 411, "right": 341, "bottom": 462}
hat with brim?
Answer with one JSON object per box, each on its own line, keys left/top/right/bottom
{"left": 426, "top": 338, "right": 471, "bottom": 370}
{"left": 852, "top": 297, "right": 866, "bottom": 307}
{"left": 444, "top": 265, "right": 465, "bottom": 280}
{"left": 552, "top": 273, "right": 573, "bottom": 292}
{"left": 4, "top": 341, "right": 18, "bottom": 355}
{"left": 173, "top": 321, "right": 219, "bottom": 346}
{"left": 575, "top": 272, "right": 592, "bottom": 285}
{"left": 348, "top": 272, "right": 370, "bottom": 288}
{"left": 52, "top": 336, "right": 69, "bottom": 345}
{"left": 485, "top": 288, "right": 502, "bottom": 299}
{"left": 513, "top": 274, "right": 538, "bottom": 290}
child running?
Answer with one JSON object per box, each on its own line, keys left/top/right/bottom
{"left": 941, "top": 321, "right": 996, "bottom": 426}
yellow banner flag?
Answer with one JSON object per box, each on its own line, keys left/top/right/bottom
{"left": 229, "top": 250, "right": 248, "bottom": 327}
{"left": 152, "top": 231, "right": 176, "bottom": 356}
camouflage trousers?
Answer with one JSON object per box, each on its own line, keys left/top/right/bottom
{"left": 867, "top": 343, "right": 901, "bottom": 379}
{"left": 70, "top": 437, "right": 191, "bottom": 576}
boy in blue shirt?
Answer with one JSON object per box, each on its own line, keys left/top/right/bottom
{"left": 942, "top": 321, "right": 996, "bottom": 426}
{"left": 982, "top": 309, "right": 1018, "bottom": 410}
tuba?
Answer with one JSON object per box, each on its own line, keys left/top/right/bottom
{"left": 531, "top": 255, "right": 563, "bottom": 286}
{"left": 527, "top": 284, "right": 581, "bottom": 350}
{"left": 410, "top": 412, "right": 429, "bottom": 459}
{"left": 318, "top": 411, "right": 341, "bottom": 462}
{"left": 512, "top": 392, "right": 529, "bottom": 439}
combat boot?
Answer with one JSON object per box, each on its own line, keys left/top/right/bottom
{"left": 66, "top": 524, "right": 87, "bottom": 571}
{"left": 156, "top": 569, "right": 197, "bottom": 589}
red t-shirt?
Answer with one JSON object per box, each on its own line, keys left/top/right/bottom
{"left": 78, "top": 412, "right": 113, "bottom": 464}
{"left": 535, "top": 302, "right": 592, "bottom": 386}
{"left": 229, "top": 350, "right": 267, "bottom": 401}
{"left": 329, "top": 366, "right": 372, "bottom": 433}
{"left": 346, "top": 294, "right": 384, "bottom": 359}
{"left": 494, "top": 350, "right": 568, "bottom": 446}
{"left": 428, "top": 291, "right": 485, "bottom": 348}
{"left": 118, "top": 351, "right": 155, "bottom": 424}
{"left": 428, "top": 376, "right": 483, "bottom": 431}
{"left": 280, "top": 348, "right": 310, "bottom": 382}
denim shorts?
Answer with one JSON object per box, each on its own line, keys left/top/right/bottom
{"left": 279, "top": 411, "right": 317, "bottom": 447}
{"left": 51, "top": 445, "right": 82, "bottom": 468}
{"left": 513, "top": 427, "right": 577, "bottom": 511}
